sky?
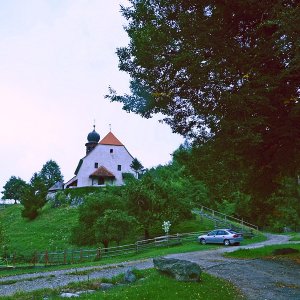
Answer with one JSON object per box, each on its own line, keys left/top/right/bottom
{"left": 0, "top": 0, "right": 183, "bottom": 192}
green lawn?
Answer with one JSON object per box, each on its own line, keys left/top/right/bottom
{"left": 0, "top": 269, "right": 244, "bottom": 300}
{"left": 225, "top": 243, "right": 300, "bottom": 261}
{"left": 0, "top": 204, "right": 79, "bottom": 257}
{"left": 0, "top": 204, "right": 214, "bottom": 258}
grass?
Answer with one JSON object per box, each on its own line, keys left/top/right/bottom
{"left": 225, "top": 243, "right": 300, "bottom": 263}
{"left": 0, "top": 204, "right": 214, "bottom": 259}
{"left": 286, "top": 232, "right": 300, "bottom": 241}
{"left": 0, "top": 269, "right": 244, "bottom": 300}
{"left": 0, "top": 241, "right": 218, "bottom": 277}
{"left": 0, "top": 204, "right": 79, "bottom": 258}
{"left": 0, "top": 231, "right": 266, "bottom": 278}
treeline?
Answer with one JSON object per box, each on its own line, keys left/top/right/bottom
{"left": 1, "top": 160, "right": 63, "bottom": 219}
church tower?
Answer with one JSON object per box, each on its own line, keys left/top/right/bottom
{"left": 85, "top": 125, "right": 100, "bottom": 155}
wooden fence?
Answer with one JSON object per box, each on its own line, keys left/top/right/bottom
{"left": 3, "top": 232, "right": 204, "bottom": 268}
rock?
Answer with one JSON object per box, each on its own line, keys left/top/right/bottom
{"left": 60, "top": 292, "right": 79, "bottom": 298}
{"left": 76, "top": 290, "right": 95, "bottom": 295}
{"left": 100, "top": 283, "right": 115, "bottom": 290}
{"left": 153, "top": 257, "right": 202, "bottom": 282}
{"left": 124, "top": 268, "right": 137, "bottom": 283}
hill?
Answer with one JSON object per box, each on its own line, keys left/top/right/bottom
{"left": 0, "top": 204, "right": 212, "bottom": 260}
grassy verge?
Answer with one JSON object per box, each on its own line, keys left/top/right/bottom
{"left": 286, "top": 232, "right": 300, "bottom": 241}
{"left": 0, "top": 269, "right": 244, "bottom": 300}
{"left": 225, "top": 243, "right": 300, "bottom": 263}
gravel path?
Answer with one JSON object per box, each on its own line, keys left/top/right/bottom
{"left": 0, "top": 234, "right": 299, "bottom": 299}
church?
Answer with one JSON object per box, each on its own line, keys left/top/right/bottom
{"left": 64, "top": 126, "right": 136, "bottom": 189}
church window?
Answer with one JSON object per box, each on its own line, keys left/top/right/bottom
{"left": 94, "top": 162, "right": 98, "bottom": 168}
{"left": 110, "top": 149, "right": 113, "bottom": 153}
{"left": 118, "top": 165, "right": 122, "bottom": 171}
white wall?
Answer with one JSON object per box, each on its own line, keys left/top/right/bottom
{"left": 76, "top": 144, "right": 135, "bottom": 187}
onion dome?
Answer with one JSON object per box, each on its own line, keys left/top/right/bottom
{"left": 87, "top": 125, "right": 100, "bottom": 143}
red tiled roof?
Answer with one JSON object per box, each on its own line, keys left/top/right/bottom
{"left": 89, "top": 166, "right": 115, "bottom": 178}
{"left": 99, "top": 132, "right": 123, "bottom": 146}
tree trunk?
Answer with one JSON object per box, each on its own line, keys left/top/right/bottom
{"left": 103, "top": 239, "right": 109, "bottom": 252}
{"left": 144, "top": 228, "right": 150, "bottom": 240}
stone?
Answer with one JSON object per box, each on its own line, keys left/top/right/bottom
{"left": 153, "top": 257, "right": 202, "bottom": 282}
{"left": 124, "top": 268, "right": 137, "bottom": 283}
{"left": 60, "top": 292, "right": 79, "bottom": 298}
{"left": 100, "top": 283, "right": 115, "bottom": 290}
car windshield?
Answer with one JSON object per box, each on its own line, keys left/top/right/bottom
{"left": 228, "top": 230, "right": 237, "bottom": 234}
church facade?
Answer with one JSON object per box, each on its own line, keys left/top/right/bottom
{"left": 64, "top": 126, "right": 136, "bottom": 188}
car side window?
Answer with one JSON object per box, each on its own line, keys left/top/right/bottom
{"left": 210, "top": 231, "right": 218, "bottom": 235}
{"left": 217, "top": 230, "right": 227, "bottom": 235}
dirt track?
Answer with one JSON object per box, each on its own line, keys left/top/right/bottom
{"left": 0, "top": 234, "right": 299, "bottom": 299}
{"left": 167, "top": 234, "right": 300, "bottom": 300}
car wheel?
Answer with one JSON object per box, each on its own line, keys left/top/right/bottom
{"left": 200, "top": 238, "right": 206, "bottom": 245}
{"left": 224, "top": 239, "right": 230, "bottom": 246}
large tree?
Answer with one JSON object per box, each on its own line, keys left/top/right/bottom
{"left": 108, "top": 0, "right": 300, "bottom": 197}
{"left": 1, "top": 176, "right": 28, "bottom": 203}
{"left": 39, "top": 160, "right": 64, "bottom": 189}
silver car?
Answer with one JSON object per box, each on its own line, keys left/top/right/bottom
{"left": 198, "top": 229, "right": 243, "bottom": 246}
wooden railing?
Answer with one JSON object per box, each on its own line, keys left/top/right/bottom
{"left": 193, "top": 206, "right": 259, "bottom": 231}
{"left": 2, "top": 232, "right": 205, "bottom": 268}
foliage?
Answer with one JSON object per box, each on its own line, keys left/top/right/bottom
{"left": 39, "top": 160, "right": 64, "bottom": 189}
{"left": 264, "top": 177, "right": 300, "bottom": 231}
{"left": 20, "top": 173, "right": 48, "bottom": 220}
{"left": 71, "top": 189, "right": 125, "bottom": 246}
{"left": 130, "top": 158, "right": 144, "bottom": 178}
{"left": 1, "top": 176, "right": 27, "bottom": 203}
{"left": 94, "top": 209, "right": 137, "bottom": 247}
{"left": 18, "top": 160, "right": 63, "bottom": 220}
{"left": 124, "top": 165, "right": 208, "bottom": 239}
{"left": 109, "top": 0, "right": 300, "bottom": 202}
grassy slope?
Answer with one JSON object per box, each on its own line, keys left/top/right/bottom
{"left": 0, "top": 204, "right": 79, "bottom": 257}
{"left": 0, "top": 203, "right": 265, "bottom": 262}
{"left": 225, "top": 244, "right": 300, "bottom": 263}
{"left": 0, "top": 204, "right": 214, "bottom": 256}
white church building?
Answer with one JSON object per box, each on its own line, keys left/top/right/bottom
{"left": 64, "top": 126, "right": 136, "bottom": 188}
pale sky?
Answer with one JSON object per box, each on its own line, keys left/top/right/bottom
{"left": 0, "top": 0, "right": 183, "bottom": 192}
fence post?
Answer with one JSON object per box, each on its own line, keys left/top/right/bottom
{"left": 96, "top": 248, "right": 101, "bottom": 260}
{"left": 80, "top": 249, "right": 83, "bottom": 262}
{"left": 45, "top": 250, "right": 49, "bottom": 265}
{"left": 13, "top": 252, "right": 16, "bottom": 266}
{"left": 64, "top": 250, "right": 67, "bottom": 264}
{"left": 135, "top": 242, "right": 139, "bottom": 253}
{"left": 71, "top": 250, "right": 74, "bottom": 264}
{"left": 33, "top": 251, "right": 37, "bottom": 266}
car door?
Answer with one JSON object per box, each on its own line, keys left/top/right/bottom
{"left": 216, "top": 230, "right": 227, "bottom": 243}
{"left": 206, "top": 230, "right": 218, "bottom": 243}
